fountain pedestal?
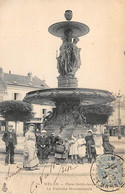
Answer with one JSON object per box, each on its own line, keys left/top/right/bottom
{"left": 58, "top": 75, "right": 78, "bottom": 88}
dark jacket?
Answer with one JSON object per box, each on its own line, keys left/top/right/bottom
{"left": 85, "top": 135, "right": 95, "bottom": 145}
{"left": 2, "top": 130, "right": 17, "bottom": 146}
{"left": 38, "top": 135, "right": 49, "bottom": 147}
{"left": 49, "top": 135, "right": 56, "bottom": 146}
{"left": 85, "top": 134, "right": 96, "bottom": 158}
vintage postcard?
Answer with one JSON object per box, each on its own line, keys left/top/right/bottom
{"left": 0, "top": 0, "right": 125, "bottom": 194}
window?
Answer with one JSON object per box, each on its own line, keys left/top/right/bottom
{"left": 42, "top": 109, "right": 47, "bottom": 116}
{"left": 14, "top": 93, "right": 20, "bottom": 100}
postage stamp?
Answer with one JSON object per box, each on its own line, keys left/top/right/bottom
{"left": 90, "top": 154, "right": 125, "bottom": 192}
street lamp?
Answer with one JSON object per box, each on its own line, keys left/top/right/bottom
{"left": 116, "top": 91, "right": 122, "bottom": 139}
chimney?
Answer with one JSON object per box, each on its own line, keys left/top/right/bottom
{"left": 27, "top": 72, "right": 32, "bottom": 81}
{"left": 0, "top": 67, "right": 4, "bottom": 77}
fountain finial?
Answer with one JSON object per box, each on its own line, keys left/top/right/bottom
{"left": 64, "top": 10, "right": 73, "bottom": 21}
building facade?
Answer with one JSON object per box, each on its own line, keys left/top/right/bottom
{"left": 107, "top": 95, "right": 125, "bottom": 136}
{"left": 0, "top": 68, "right": 52, "bottom": 135}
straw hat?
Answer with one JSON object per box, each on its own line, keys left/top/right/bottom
{"left": 28, "top": 123, "right": 35, "bottom": 127}
{"left": 87, "top": 129, "right": 93, "bottom": 133}
{"left": 41, "top": 129, "right": 47, "bottom": 133}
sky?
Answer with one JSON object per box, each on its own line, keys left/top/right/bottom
{"left": 0, "top": 0, "right": 125, "bottom": 96}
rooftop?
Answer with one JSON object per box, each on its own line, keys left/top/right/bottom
{"left": 0, "top": 68, "right": 48, "bottom": 89}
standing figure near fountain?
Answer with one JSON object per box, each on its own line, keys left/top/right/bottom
{"left": 2, "top": 124, "right": 17, "bottom": 165}
{"left": 23, "top": 124, "right": 39, "bottom": 170}
{"left": 69, "top": 135, "right": 78, "bottom": 164}
{"left": 102, "top": 130, "right": 115, "bottom": 154}
{"left": 55, "top": 135, "right": 65, "bottom": 165}
{"left": 49, "top": 132, "right": 56, "bottom": 155}
{"left": 93, "top": 129, "right": 103, "bottom": 155}
{"left": 85, "top": 129, "right": 96, "bottom": 163}
{"left": 35, "top": 128, "right": 41, "bottom": 160}
{"left": 38, "top": 129, "right": 50, "bottom": 164}
{"left": 62, "top": 138, "right": 70, "bottom": 163}
{"left": 77, "top": 134, "right": 86, "bottom": 164}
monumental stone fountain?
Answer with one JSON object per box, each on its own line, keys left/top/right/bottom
{"left": 24, "top": 10, "right": 115, "bottom": 137}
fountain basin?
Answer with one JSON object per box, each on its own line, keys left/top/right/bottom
{"left": 24, "top": 87, "right": 115, "bottom": 106}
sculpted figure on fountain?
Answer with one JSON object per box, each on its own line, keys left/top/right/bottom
{"left": 57, "top": 30, "right": 81, "bottom": 77}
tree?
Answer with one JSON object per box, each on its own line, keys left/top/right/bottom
{"left": 0, "top": 100, "right": 33, "bottom": 132}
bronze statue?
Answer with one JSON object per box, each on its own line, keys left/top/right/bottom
{"left": 57, "top": 33, "right": 81, "bottom": 77}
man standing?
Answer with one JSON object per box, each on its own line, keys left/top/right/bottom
{"left": 35, "top": 128, "right": 41, "bottom": 160}
{"left": 2, "top": 124, "right": 17, "bottom": 165}
{"left": 38, "top": 129, "right": 49, "bottom": 164}
{"left": 49, "top": 132, "right": 56, "bottom": 155}
{"left": 85, "top": 129, "right": 96, "bottom": 163}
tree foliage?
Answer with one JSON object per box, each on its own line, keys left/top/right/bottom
{"left": 0, "top": 100, "right": 33, "bottom": 121}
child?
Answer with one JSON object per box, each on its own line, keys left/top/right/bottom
{"left": 62, "top": 138, "right": 69, "bottom": 163}
{"left": 77, "top": 134, "right": 86, "bottom": 164}
{"left": 55, "top": 135, "right": 64, "bottom": 165}
{"left": 69, "top": 135, "right": 78, "bottom": 164}
{"left": 94, "top": 129, "right": 103, "bottom": 155}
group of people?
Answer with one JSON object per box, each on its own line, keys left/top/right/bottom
{"left": 2, "top": 123, "right": 115, "bottom": 170}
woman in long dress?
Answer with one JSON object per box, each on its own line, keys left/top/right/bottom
{"left": 69, "top": 135, "right": 78, "bottom": 164}
{"left": 102, "top": 130, "right": 115, "bottom": 154}
{"left": 77, "top": 134, "right": 86, "bottom": 164}
{"left": 94, "top": 130, "right": 103, "bottom": 155}
{"left": 23, "top": 124, "right": 39, "bottom": 170}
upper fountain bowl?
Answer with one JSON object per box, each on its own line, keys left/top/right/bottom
{"left": 48, "top": 21, "right": 90, "bottom": 38}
